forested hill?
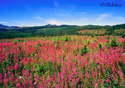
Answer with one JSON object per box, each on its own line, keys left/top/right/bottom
{"left": 0, "top": 24, "right": 125, "bottom": 39}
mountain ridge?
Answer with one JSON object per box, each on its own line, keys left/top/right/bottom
{"left": 0, "top": 24, "right": 20, "bottom": 29}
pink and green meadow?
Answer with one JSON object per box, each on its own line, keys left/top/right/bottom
{"left": 0, "top": 36, "right": 125, "bottom": 88}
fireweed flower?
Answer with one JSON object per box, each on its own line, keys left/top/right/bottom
{"left": 14, "top": 63, "right": 19, "bottom": 70}
{"left": 56, "top": 83, "right": 60, "bottom": 88}
{"left": 16, "top": 83, "right": 21, "bottom": 87}
{"left": 102, "top": 68, "right": 105, "bottom": 72}
{"left": 4, "top": 73, "right": 9, "bottom": 87}
{"left": 71, "top": 79, "right": 76, "bottom": 86}
{"left": 85, "top": 71, "right": 89, "bottom": 78}
{"left": 0, "top": 36, "right": 124, "bottom": 87}
{"left": 76, "top": 78, "right": 79, "bottom": 83}
{"left": 97, "top": 65, "right": 100, "bottom": 70}
{"left": 39, "top": 82, "right": 44, "bottom": 88}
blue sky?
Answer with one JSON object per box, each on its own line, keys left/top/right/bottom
{"left": 0, "top": 0, "right": 125, "bottom": 26}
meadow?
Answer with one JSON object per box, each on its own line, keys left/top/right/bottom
{"left": 0, "top": 35, "right": 125, "bottom": 88}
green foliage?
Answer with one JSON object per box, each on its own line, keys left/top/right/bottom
{"left": 87, "top": 40, "right": 90, "bottom": 44}
{"left": 99, "top": 44, "right": 102, "bottom": 49}
{"left": 13, "top": 39, "right": 25, "bottom": 44}
{"left": 73, "top": 48, "right": 79, "bottom": 56}
{"left": 13, "top": 40, "right": 17, "bottom": 44}
{"left": 91, "top": 34, "right": 94, "bottom": 37}
{"left": 106, "top": 36, "right": 110, "bottom": 40}
{"left": 18, "top": 39, "right": 25, "bottom": 42}
{"left": 54, "top": 37, "right": 60, "bottom": 41}
{"left": 18, "top": 63, "right": 24, "bottom": 75}
{"left": 0, "top": 24, "right": 125, "bottom": 39}
{"left": 73, "top": 50, "right": 77, "bottom": 56}
{"left": 119, "top": 62, "right": 125, "bottom": 74}
{"left": 34, "top": 61, "right": 61, "bottom": 76}
{"left": 0, "top": 53, "right": 14, "bottom": 74}
{"left": 106, "top": 41, "right": 110, "bottom": 49}
{"left": 121, "top": 33, "right": 125, "bottom": 38}
{"left": 80, "top": 45, "right": 88, "bottom": 56}
{"left": 64, "top": 36, "right": 71, "bottom": 41}
{"left": 19, "top": 45, "right": 22, "bottom": 51}
{"left": 110, "top": 38, "right": 118, "bottom": 48}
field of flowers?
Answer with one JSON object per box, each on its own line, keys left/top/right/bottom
{"left": 0, "top": 36, "right": 125, "bottom": 88}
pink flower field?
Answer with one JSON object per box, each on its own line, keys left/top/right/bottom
{"left": 0, "top": 36, "right": 125, "bottom": 88}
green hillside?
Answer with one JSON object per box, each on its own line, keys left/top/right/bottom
{"left": 0, "top": 24, "right": 125, "bottom": 39}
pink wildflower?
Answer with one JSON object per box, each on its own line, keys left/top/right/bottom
{"left": 85, "top": 71, "right": 89, "bottom": 78}
{"left": 14, "top": 63, "right": 19, "bottom": 70}
{"left": 71, "top": 79, "right": 75, "bottom": 85}
{"left": 76, "top": 78, "right": 79, "bottom": 83}
{"left": 16, "top": 82, "right": 21, "bottom": 87}
{"left": 106, "top": 78, "right": 110, "bottom": 83}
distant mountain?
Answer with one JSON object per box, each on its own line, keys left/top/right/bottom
{"left": 0, "top": 24, "right": 20, "bottom": 29}
{"left": 59, "top": 24, "right": 78, "bottom": 27}
{"left": 10, "top": 26, "right": 20, "bottom": 28}
{"left": 45, "top": 24, "right": 57, "bottom": 27}
{"left": 105, "top": 25, "right": 110, "bottom": 27}
{"left": 84, "top": 24, "right": 103, "bottom": 26}
{"left": 0, "top": 24, "right": 9, "bottom": 28}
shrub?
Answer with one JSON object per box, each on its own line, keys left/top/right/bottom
{"left": 18, "top": 39, "right": 25, "bottom": 42}
{"left": 90, "top": 34, "right": 94, "bottom": 37}
{"left": 106, "top": 41, "right": 110, "bottom": 49}
{"left": 73, "top": 48, "right": 79, "bottom": 56}
{"left": 99, "top": 44, "right": 102, "bottom": 49}
{"left": 80, "top": 45, "right": 88, "bottom": 56}
{"left": 34, "top": 61, "right": 61, "bottom": 76}
{"left": 19, "top": 46, "right": 22, "bottom": 51}
{"left": 87, "top": 40, "right": 90, "bottom": 44}
{"left": 106, "top": 36, "right": 110, "bottom": 40}
{"left": 13, "top": 40, "right": 17, "bottom": 44}
{"left": 110, "top": 38, "right": 118, "bottom": 48}
{"left": 121, "top": 33, "right": 125, "bottom": 38}
{"left": 64, "top": 36, "right": 71, "bottom": 41}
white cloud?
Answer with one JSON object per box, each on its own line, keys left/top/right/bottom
{"left": 81, "top": 17, "right": 88, "bottom": 21}
{"left": 80, "top": 12, "right": 86, "bottom": 15}
{"left": 12, "top": 21, "right": 25, "bottom": 26}
{"left": 96, "top": 13, "right": 112, "bottom": 21}
{"left": 0, "top": 21, "right": 8, "bottom": 24}
{"left": 34, "top": 16, "right": 61, "bottom": 25}
{"left": 115, "top": 17, "right": 125, "bottom": 20}
{"left": 47, "top": 20, "right": 61, "bottom": 25}
{"left": 76, "top": 17, "right": 88, "bottom": 23}
{"left": 34, "top": 16, "right": 43, "bottom": 20}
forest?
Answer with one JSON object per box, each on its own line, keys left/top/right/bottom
{"left": 0, "top": 24, "right": 125, "bottom": 39}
